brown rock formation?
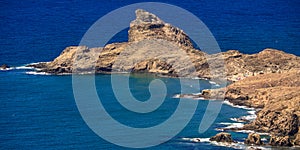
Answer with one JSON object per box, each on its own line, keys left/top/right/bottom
{"left": 128, "top": 9, "right": 194, "bottom": 49}
{"left": 244, "top": 133, "right": 263, "bottom": 145}
{"left": 0, "top": 64, "right": 9, "bottom": 70}
{"left": 26, "top": 9, "right": 300, "bottom": 147}
{"left": 269, "top": 135, "right": 293, "bottom": 146}
{"left": 209, "top": 132, "right": 235, "bottom": 143}
{"left": 198, "top": 70, "right": 300, "bottom": 146}
{"left": 28, "top": 9, "right": 300, "bottom": 82}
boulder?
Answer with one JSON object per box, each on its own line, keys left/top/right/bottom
{"left": 209, "top": 132, "right": 235, "bottom": 143}
{"left": 244, "top": 133, "right": 263, "bottom": 145}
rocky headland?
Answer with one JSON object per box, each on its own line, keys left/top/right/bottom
{"left": 28, "top": 9, "right": 300, "bottom": 81}
{"left": 26, "top": 9, "right": 300, "bottom": 147}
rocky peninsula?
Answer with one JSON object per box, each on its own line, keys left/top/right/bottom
{"left": 27, "top": 9, "right": 300, "bottom": 147}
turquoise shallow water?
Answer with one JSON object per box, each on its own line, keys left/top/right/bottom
{"left": 0, "top": 0, "right": 299, "bottom": 149}
{"left": 0, "top": 69, "right": 251, "bottom": 149}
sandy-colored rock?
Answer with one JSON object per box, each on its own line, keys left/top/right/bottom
{"left": 129, "top": 9, "right": 194, "bottom": 49}
{"left": 244, "top": 110, "right": 299, "bottom": 137}
{"left": 244, "top": 133, "right": 263, "bottom": 145}
{"left": 209, "top": 132, "right": 235, "bottom": 143}
{"left": 269, "top": 135, "right": 293, "bottom": 146}
{"left": 29, "top": 9, "right": 300, "bottom": 82}
{"left": 293, "top": 132, "right": 300, "bottom": 145}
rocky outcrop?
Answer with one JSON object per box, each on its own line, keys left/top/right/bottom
{"left": 0, "top": 64, "right": 9, "bottom": 70}
{"left": 294, "top": 133, "right": 300, "bottom": 145}
{"left": 128, "top": 9, "right": 194, "bottom": 49}
{"left": 197, "top": 70, "right": 300, "bottom": 146}
{"left": 244, "top": 110, "right": 299, "bottom": 137}
{"left": 244, "top": 133, "right": 263, "bottom": 145}
{"left": 28, "top": 9, "right": 300, "bottom": 82}
{"left": 209, "top": 132, "right": 235, "bottom": 143}
{"left": 269, "top": 135, "right": 293, "bottom": 146}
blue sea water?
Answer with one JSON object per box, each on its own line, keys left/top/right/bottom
{"left": 0, "top": 0, "right": 299, "bottom": 149}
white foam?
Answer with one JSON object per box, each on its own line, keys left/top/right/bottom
{"left": 28, "top": 62, "right": 48, "bottom": 65}
{"left": 261, "top": 137, "right": 268, "bottom": 141}
{"left": 173, "top": 94, "right": 180, "bottom": 98}
{"left": 235, "top": 130, "right": 269, "bottom": 135}
{"left": 16, "top": 66, "right": 35, "bottom": 70}
{"left": 209, "top": 81, "right": 217, "bottom": 84}
{"left": 230, "top": 118, "right": 246, "bottom": 122}
{"left": 241, "top": 114, "right": 256, "bottom": 121}
{"left": 247, "top": 110, "right": 256, "bottom": 115}
{"left": 181, "top": 137, "right": 210, "bottom": 143}
{"left": 0, "top": 68, "right": 13, "bottom": 71}
{"left": 25, "top": 71, "right": 50, "bottom": 75}
{"left": 181, "top": 137, "right": 271, "bottom": 150}
{"left": 219, "top": 122, "right": 244, "bottom": 129}
{"left": 223, "top": 100, "right": 254, "bottom": 110}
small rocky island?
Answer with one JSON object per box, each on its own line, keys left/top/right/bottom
{"left": 28, "top": 9, "right": 300, "bottom": 147}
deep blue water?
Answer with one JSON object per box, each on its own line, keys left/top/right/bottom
{"left": 0, "top": 0, "right": 299, "bottom": 149}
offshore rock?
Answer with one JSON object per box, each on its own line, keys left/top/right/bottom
{"left": 209, "top": 132, "right": 235, "bottom": 143}
{"left": 244, "top": 133, "right": 263, "bottom": 145}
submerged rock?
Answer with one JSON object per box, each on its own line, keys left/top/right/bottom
{"left": 244, "top": 133, "right": 263, "bottom": 145}
{"left": 209, "top": 132, "right": 235, "bottom": 143}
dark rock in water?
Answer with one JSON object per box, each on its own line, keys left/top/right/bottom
{"left": 244, "top": 133, "right": 263, "bottom": 145}
{"left": 269, "top": 135, "right": 293, "bottom": 146}
{"left": 0, "top": 64, "right": 9, "bottom": 69}
{"left": 209, "top": 132, "right": 235, "bottom": 143}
